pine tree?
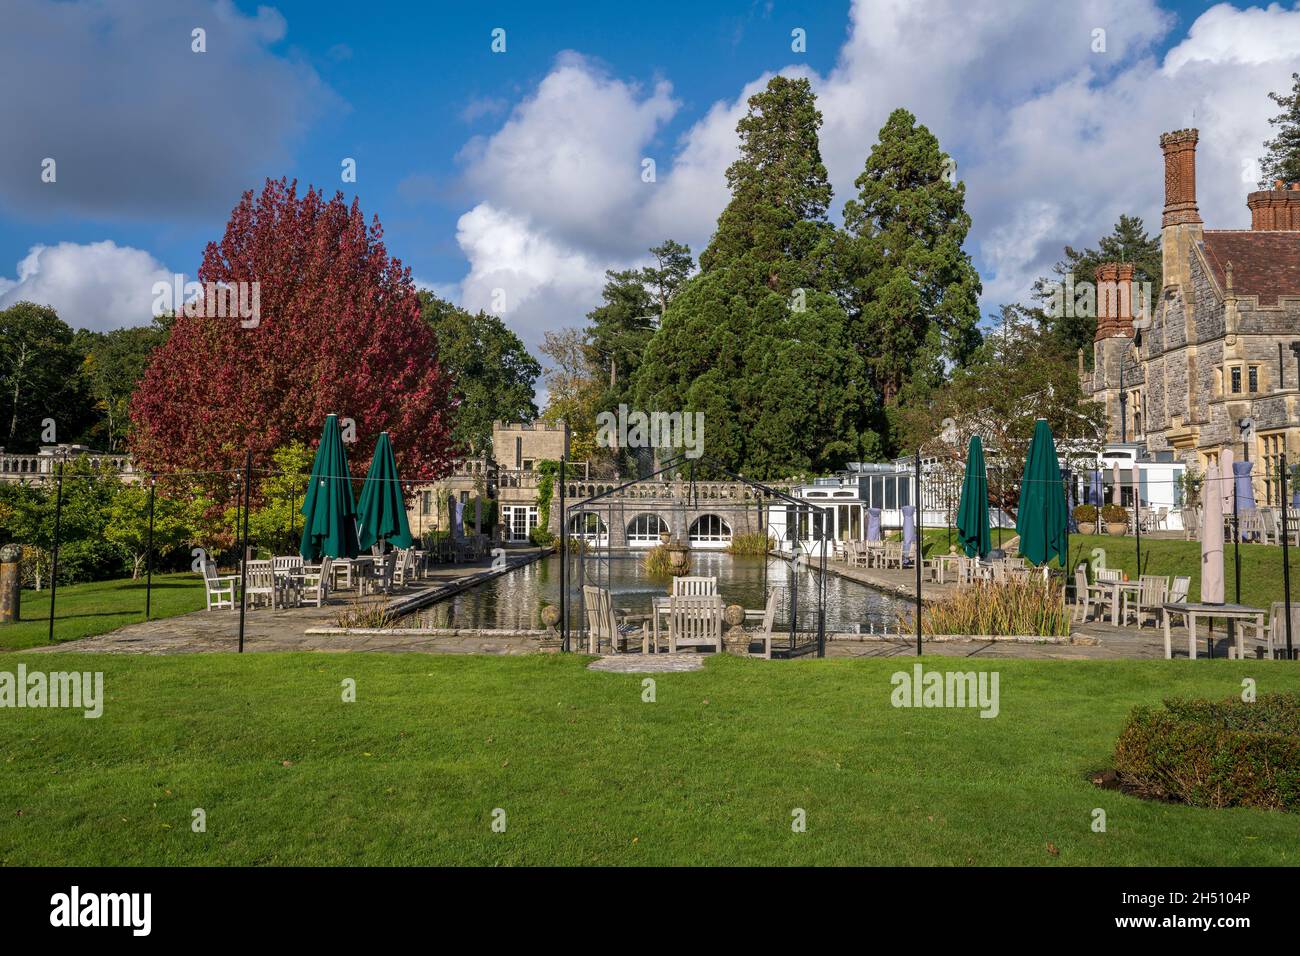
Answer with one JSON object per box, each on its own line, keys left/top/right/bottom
{"left": 842, "top": 108, "right": 982, "bottom": 426}
{"left": 1260, "top": 72, "right": 1300, "bottom": 187}
{"left": 633, "top": 76, "right": 871, "bottom": 478}
{"left": 640, "top": 240, "right": 694, "bottom": 323}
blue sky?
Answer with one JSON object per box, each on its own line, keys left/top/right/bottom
{"left": 2, "top": 0, "right": 1297, "bottom": 355}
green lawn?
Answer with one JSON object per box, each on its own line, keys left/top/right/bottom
{"left": 0, "top": 652, "right": 1296, "bottom": 865}
{"left": 0, "top": 574, "right": 204, "bottom": 651}
{"left": 919, "top": 529, "right": 1300, "bottom": 609}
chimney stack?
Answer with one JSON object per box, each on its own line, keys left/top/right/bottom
{"left": 1160, "top": 129, "right": 1202, "bottom": 228}
{"left": 1095, "top": 262, "right": 1135, "bottom": 341}
{"left": 1246, "top": 179, "right": 1300, "bottom": 230}
{"left": 1159, "top": 129, "right": 1204, "bottom": 292}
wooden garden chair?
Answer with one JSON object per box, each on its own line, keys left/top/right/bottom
{"left": 202, "top": 560, "right": 238, "bottom": 611}
{"left": 668, "top": 594, "right": 723, "bottom": 654}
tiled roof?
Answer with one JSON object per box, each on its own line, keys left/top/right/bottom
{"left": 1202, "top": 231, "right": 1300, "bottom": 305}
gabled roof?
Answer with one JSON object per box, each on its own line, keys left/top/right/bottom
{"left": 1201, "top": 231, "right": 1300, "bottom": 305}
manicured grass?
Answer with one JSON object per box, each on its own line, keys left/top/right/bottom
{"left": 0, "top": 574, "right": 204, "bottom": 651}
{"left": 919, "top": 529, "right": 1300, "bottom": 609}
{"left": 0, "top": 652, "right": 1296, "bottom": 865}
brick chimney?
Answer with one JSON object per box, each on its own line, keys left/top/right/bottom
{"left": 1159, "top": 129, "right": 1204, "bottom": 292}
{"left": 1095, "top": 262, "right": 1135, "bottom": 341}
{"left": 1246, "top": 180, "right": 1300, "bottom": 230}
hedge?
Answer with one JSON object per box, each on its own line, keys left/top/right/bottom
{"left": 1113, "top": 693, "right": 1300, "bottom": 812}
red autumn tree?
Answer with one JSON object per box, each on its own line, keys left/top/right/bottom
{"left": 131, "top": 179, "right": 458, "bottom": 500}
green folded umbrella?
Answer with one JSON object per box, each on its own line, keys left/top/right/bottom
{"left": 956, "top": 435, "right": 991, "bottom": 559}
{"left": 299, "top": 414, "right": 360, "bottom": 561}
{"left": 356, "top": 431, "right": 413, "bottom": 552}
{"left": 1015, "top": 418, "right": 1068, "bottom": 567}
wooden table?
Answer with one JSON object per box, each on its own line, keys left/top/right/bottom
{"left": 930, "top": 554, "right": 963, "bottom": 584}
{"left": 331, "top": 556, "right": 374, "bottom": 590}
{"left": 1106, "top": 581, "right": 1142, "bottom": 626}
{"left": 1162, "top": 602, "right": 1264, "bottom": 659}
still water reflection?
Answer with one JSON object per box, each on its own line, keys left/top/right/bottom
{"left": 411, "top": 552, "right": 910, "bottom": 633}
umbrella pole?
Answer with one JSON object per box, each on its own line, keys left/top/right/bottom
{"left": 1281, "top": 454, "right": 1294, "bottom": 660}
{"left": 915, "top": 450, "right": 922, "bottom": 657}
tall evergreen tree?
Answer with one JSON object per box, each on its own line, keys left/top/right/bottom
{"left": 634, "top": 76, "right": 871, "bottom": 478}
{"left": 842, "top": 108, "right": 982, "bottom": 428}
{"left": 640, "top": 240, "right": 694, "bottom": 323}
{"left": 585, "top": 267, "right": 655, "bottom": 400}
{"left": 1260, "top": 72, "right": 1300, "bottom": 187}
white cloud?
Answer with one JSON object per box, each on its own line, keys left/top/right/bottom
{"left": 447, "top": 0, "right": 1300, "bottom": 342}
{"left": 453, "top": 203, "right": 609, "bottom": 353}
{"left": 0, "top": 0, "right": 334, "bottom": 220}
{"left": 0, "top": 241, "right": 172, "bottom": 332}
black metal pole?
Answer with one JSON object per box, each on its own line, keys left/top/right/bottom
{"left": 48, "top": 460, "right": 64, "bottom": 644}
{"left": 1281, "top": 454, "right": 1294, "bottom": 660}
{"left": 145, "top": 475, "right": 155, "bottom": 619}
{"left": 237, "top": 450, "right": 253, "bottom": 653}
{"left": 915, "top": 451, "right": 923, "bottom": 656}
{"left": 559, "top": 458, "right": 567, "bottom": 652}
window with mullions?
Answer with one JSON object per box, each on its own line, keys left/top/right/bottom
{"left": 626, "top": 513, "right": 667, "bottom": 544}
{"left": 689, "top": 514, "right": 731, "bottom": 543}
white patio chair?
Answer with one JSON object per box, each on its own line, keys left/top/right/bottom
{"left": 752, "top": 586, "right": 783, "bottom": 659}
{"left": 1072, "top": 564, "right": 1107, "bottom": 623}
{"left": 242, "top": 561, "right": 278, "bottom": 609}
{"left": 667, "top": 594, "right": 723, "bottom": 654}
{"left": 1124, "top": 575, "right": 1168, "bottom": 629}
{"left": 582, "top": 585, "right": 648, "bottom": 654}
{"left": 1241, "top": 601, "right": 1300, "bottom": 659}
{"left": 672, "top": 575, "right": 718, "bottom": 596}
{"left": 202, "top": 560, "right": 238, "bottom": 610}
{"left": 299, "top": 556, "right": 332, "bottom": 608}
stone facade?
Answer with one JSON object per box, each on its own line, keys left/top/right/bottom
{"left": 1082, "top": 128, "right": 1300, "bottom": 506}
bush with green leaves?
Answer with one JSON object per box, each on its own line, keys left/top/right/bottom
{"left": 1114, "top": 694, "right": 1300, "bottom": 812}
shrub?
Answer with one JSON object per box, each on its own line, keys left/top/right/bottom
{"left": 642, "top": 544, "right": 672, "bottom": 576}
{"left": 726, "top": 532, "right": 775, "bottom": 556}
{"left": 333, "top": 597, "right": 395, "bottom": 629}
{"left": 1100, "top": 504, "right": 1128, "bottom": 524}
{"left": 1114, "top": 694, "right": 1300, "bottom": 812}
{"left": 529, "top": 528, "right": 555, "bottom": 547}
{"left": 1072, "top": 504, "right": 1098, "bottom": 523}
{"left": 904, "top": 577, "right": 1070, "bottom": 637}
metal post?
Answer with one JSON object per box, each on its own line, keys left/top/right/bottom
{"left": 237, "top": 449, "right": 253, "bottom": 653}
{"left": 559, "top": 458, "right": 567, "bottom": 652}
{"left": 915, "top": 450, "right": 923, "bottom": 656}
{"left": 1134, "top": 464, "right": 1142, "bottom": 576}
{"left": 1281, "top": 454, "right": 1294, "bottom": 659}
{"left": 47, "top": 459, "right": 64, "bottom": 644}
{"left": 145, "top": 475, "right": 156, "bottom": 619}
{"left": 1233, "top": 477, "right": 1241, "bottom": 603}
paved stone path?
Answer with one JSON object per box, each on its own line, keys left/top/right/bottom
{"left": 27, "top": 549, "right": 548, "bottom": 656}
{"left": 587, "top": 654, "right": 705, "bottom": 672}
{"left": 24, "top": 545, "right": 1265, "bottom": 662}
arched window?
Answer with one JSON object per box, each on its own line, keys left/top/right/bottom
{"left": 626, "top": 513, "right": 668, "bottom": 545}
{"left": 568, "top": 512, "right": 608, "bottom": 543}
{"left": 689, "top": 514, "right": 731, "bottom": 544}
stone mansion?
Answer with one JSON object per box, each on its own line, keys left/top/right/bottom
{"left": 1083, "top": 128, "right": 1300, "bottom": 505}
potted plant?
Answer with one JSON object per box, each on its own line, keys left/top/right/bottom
{"left": 1100, "top": 503, "right": 1128, "bottom": 535}
{"left": 1073, "top": 504, "right": 1099, "bottom": 535}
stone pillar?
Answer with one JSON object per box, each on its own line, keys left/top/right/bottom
{"left": 0, "top": 544, "right": 21, "bottom": 623}
{"left": 723, "top": 603, "right": 749, "bottom": 655}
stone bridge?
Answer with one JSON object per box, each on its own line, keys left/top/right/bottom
{"left": 553, "top": 478, "right": 798, "bottom": 548}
